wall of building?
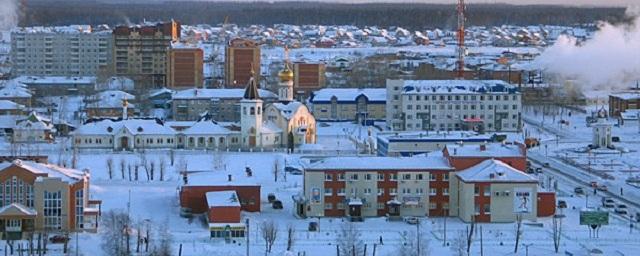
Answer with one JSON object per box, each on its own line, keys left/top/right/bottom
{"left": 167, "top": 48, "right": 204, "bottom": 89}
{"left": 208, "top": 206, "right": 241, "bottom": 223}
{"left": 224, "top": 39, "right": 260, "bottom": 88}
{"left": 489, "top": 183, "right": 537, "bottom": 222}
{"left": 179, "top": 185, "right": 260, "bottom": 214}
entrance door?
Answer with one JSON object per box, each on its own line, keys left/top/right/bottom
{"left": 120, "top": 137, "right": 129, "bottom": 151}
{"left": 249, "top": 136, "right": 256, "bottom": 147}
{"left": 349, "top": 205, "right": 362, "bottom": 221}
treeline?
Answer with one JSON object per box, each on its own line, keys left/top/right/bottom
{"left": 22, "top": 1, "right": 628, "bottom": 29}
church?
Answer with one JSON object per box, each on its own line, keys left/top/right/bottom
{"left": 240, "top": 50, "right": 317, "bottom": 149}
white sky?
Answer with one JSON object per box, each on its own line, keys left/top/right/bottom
{"left": 177, "top": 0, "right": 636, "bottom": 7}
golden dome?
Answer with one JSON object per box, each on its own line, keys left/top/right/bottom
{"left": 278, "top": 66, "right": 294, "bottom": 81}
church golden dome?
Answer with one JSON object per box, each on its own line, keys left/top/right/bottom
{"left": 278, "top": 65, "right": 294, "bottom": 81}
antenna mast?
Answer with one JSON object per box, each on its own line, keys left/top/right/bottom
{"left": 456, "top": 0, "right": 466, "bottom": 79}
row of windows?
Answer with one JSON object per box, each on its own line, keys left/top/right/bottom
{"left": 324, "top": 187, "right": 449, "bottom": 196}
{"left": 325, "top": 172, "right": 449, "bottom": 182}
{"left": 211, "top": 230, "right": 245, "bottom": 238}
{"left": 406, "top": 122, "right": 519, "bottom": 130}
{"left": 0, "top": 176, "right": 34, "bottom": 208}
{"left": 405, "top": 103, "right": 519, "bottom": 112}
{"left": 324, "top": 202, "right": 451, "bottom": 210}
{"left": 406, "top": 113, "right": 518, "bottom": 121}
{"left": 403, "top": 94, "right": 518, "bottom": 102}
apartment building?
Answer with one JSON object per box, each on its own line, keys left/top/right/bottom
{"left": 11, "top": 25, "right": 112, "bottom": 77}
{"left": 293, "top": 62, "right": 326, "bottom": 101}
{"left": 113, "top": 21, "right": 180, "bottom": 88}
{"left": 386, "top": 79, "right": 522, "bottom": 132}
{"left": 0, "top": 160, "right": 100, "bottom": 240}
{"left": 167, "top": 45, "right": 203, "bottom": 89}
{"left": 309, "top": 88, "right": 386, "bottom": 123}
{"left": 171, "top": 88, "right": 276, "bottom": 122}
{"left": 224, "top": 38, "right": 260, "bottom": 88}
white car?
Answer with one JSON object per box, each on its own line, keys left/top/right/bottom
{"left": 602, "top": 198, "right": 615, "bottom": 208}
{"left": 403, "top": 216, "right": 419, "bottom": 225}
{"left": 615, "top": 204, "right": 628, "bottom": 215}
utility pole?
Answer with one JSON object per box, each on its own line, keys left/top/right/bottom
{"left": 246, "top": 218, "right": 250, "bottom": 256}
{"left": 416, "top": 218, "right": 421, "bottom": 255}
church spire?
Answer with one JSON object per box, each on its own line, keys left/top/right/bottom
{"left": 243, "top": 66, "right": 260, "bottom": 100}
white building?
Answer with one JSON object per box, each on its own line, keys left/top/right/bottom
{"left": 386, "top": 79, "right": 522, "bottom": 132}
{"left": 11, "top": 26, "right": 112, "bottom": 77}
{"left": 592, "top": 109, "right": 613, "bottom": 149}
{"left": 12, "top": 112, "right": 55, "bottom": 143}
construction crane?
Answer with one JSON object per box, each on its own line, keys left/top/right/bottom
{"left": 456, "top": 0, "right": 466, "bottom": 79}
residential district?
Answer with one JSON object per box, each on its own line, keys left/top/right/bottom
{"left": 0, "top": 8, "right": 638, "bottom": 256}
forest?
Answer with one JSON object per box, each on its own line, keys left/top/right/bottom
{"left": 22, "top": 1, "right": 629, "bottom": 29}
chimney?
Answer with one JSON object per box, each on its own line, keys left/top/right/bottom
{"left": 122, "top": 99, "right": 128, "bottom": 120}
{"left": 228, "top": 174, "right": 232, "bottom": 182}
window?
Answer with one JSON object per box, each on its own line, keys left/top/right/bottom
{"left": 44, "top": 190, "right": 62, "bottom": 229}
{"left": 443, "top": 173, "right": 449, "bottom": 181}
{"left": 416, "top": 188, "right": 424, "bottom": 195}
{"left": 338, "top": 188, "right": 346, "bottom": 195}
{"left": 389, "top": 188, "right": 397, "bottom": 195}
{"left": 350, "top": 188, "right": 357, "bottom": 195}
{"left": 378, "top": 173, "right": 384, "bottom": 180}
{"left": 75, "top": 189, "right": 84, "bottom": 229}
{"left": 416, "top": 174, "right": 424, "bottom": 180}
{"left": 474, "top": 186, "right": 480, "bottom": 196}
{"left": 337, "top": 203, "right": 345, "bottom": 210}
{"left": 474, "top": 204, "right": 480, "bottom": 214}
{"left": 483, "top": 186, "right": 491, "bottom": 196}
{"left": 325, "top": 174, "right": 333, "bottom": 181}
{"left": 484, "top": 204, "right": 491, "bottom": 214}
{"left": 429, "top": 188, "right": 437, "bottom": 196}
{"left": 377, "top": 203, "right": 385, "bottom": 209}
{"left": 429, "top": 202, "right": 437, "bottom": 210}
{"left": 377, "top": 188, "right": 384, "bottom": 195}
{"left": 365, "top": 174, "right": 372, "bottom": 180}
{"left": 429, "top": 173, "right": 436, "bottom": 181}
{"left": 324, "top": 203, "right": 333, "bottom": 210}
{"left": 443, "top": 188, "right": 449, "bottom": 195}
{"left": 338, "top": 173, "right": 345, "bottom": 181}
{"left": 403, "top": 174, "right": 411, "bottom": 180}
{"left": 350, "top": 174, "right": 358, "bottom": 181}
{"left": 324, "top": 188, "right": 333, "bottom": 196}
{"left": 390, "top": 174, "right": 397, "bottom": 181}
{"left": 364, "top": 188, "right": 372, "bottom": 195}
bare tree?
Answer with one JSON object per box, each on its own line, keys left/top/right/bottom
{"left": 260, "top": 220, "right": 278, "bottom": 254}
{"left": 134, "top": 164, "right": 139, "bottom": 181}
{"left": 450, "top": 231, "right": 467, "bottom": 256}
{"left": 396, "top": 231, "right": 430, "bottom": 256}
{"left": 150, "top": 160, "right": 155, "bottom": 181}
{"left": 273, "top": 159, "right": 279, "bottom": 182}
{"left": 101, "top": 210, "right": 131, "bottom": 256}
{"left": 128, "top": 164, "right": 132, "bottom": 181}
{"left": 159, "top": 158, "right": 166, "bottom": 181}
{"left": 120, "top": 159, "right": 126, "bottom": 180}
{"left": 169, "top": 149, "right": 175, "bottom": 166}
{"left": 107, "top": 157, "right": 114, "bottom": 180}
{"left": 514, "top": 214, "right": 523, "bottom": 253}
{"left": 286, "top": 224, "right": 295, "bottom": 252}
{"left": 71, "top": 143, "right": 78, "bottom": 168}
{"left": 552, "top": 215, "right": 562, "bottom": 253}
{"left": 466, "top": 217, "right": 476, "bottom": 255}
{"left": 337, "top": 223, "right": 364, "bottom": 256}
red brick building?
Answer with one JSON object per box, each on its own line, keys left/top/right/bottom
{"left": 444, "top": 142, "right": 527, "bottom": 171}
{"left": 179, "top": 184, "right": 260, "bottom": 214}
{"left": 609, "top": 93, "right": 640, "bottom": 117}
{"left": 293, "top": 62, "right": 326, "bottom": 101}
{"left": 225, "top": 38, "right": 260, "bottom": 88}
{"left": 167, "top": 46, "right": 204, "bottom": 89}
{"left": 205, "top": 191, "right": 246, "bottom": 239}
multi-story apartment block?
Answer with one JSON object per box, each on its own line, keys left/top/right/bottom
{"left": 167, "top": 44, "right": 203, "bottom": 89}
{"left": 113, "top": 21, "right": 180, "bottom": 88}
{"left": 292, "top": 62, "right": 326, "bottom": 101}
{"left": 298, "top": 142, "right": 555, "bottom": 223}
{"left": 11, "top": 25, "right": 112, "bottom": 77}
{"left": 386, "top": 79, "right": 522, "bottom": 132}
{"left": 224, "top": 38, "right": 260, "bottom": 88}
{"left": 0, "top": 160, "right": 101, "bottom": 239}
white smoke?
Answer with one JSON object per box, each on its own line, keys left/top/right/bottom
{"left": 535, "top": 6, "right": 640, "bottom": 91}
{"left": 0, "top": 0, "right": 18, "bottom": 30}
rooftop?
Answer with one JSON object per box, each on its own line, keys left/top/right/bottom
{"left": 399, "top": 80, "right": 518, "bottom": 95}
{"left": 173, "top": 88, "right": 276, "bottom": 100}
{"left": 446, "top": 142, "right": 524, "bottom": 158}
{"left": 305, "top": 156, "right": 453, "bottom": 171}
{"left": 310, "top": 88, "right": 386, "bottom": 103}
{"left": 206, "top": 191, "right": 241, "bottom": 208}
{"left": 456, "top": 159, "right": 536, "bottom": 183}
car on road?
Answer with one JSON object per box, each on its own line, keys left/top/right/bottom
{"left": 557, "top": 200, "right": 567, "bottom": 208}
{"left": 308, "top": 222, "right": 318, "bottom": 231}
{"left": 615, "top": 204, "right": 628, "bottom": 215}
{"left": 543, "top": 162, "right": 550, "bottom": 167}
{"left": 596, "top": 185, "right": 608, "bottom": 192}
{"left": 574, "top": 187, "right": 584, "bottom": 194}
{"left": 285, "top": 166, "right": 303, "bottom": 175}
{"left": 49, "top": 235, "right": 69, "bottom": 244}
{"left": 272, "top": 200, "right": 283, "bottom": 209}
{"left": 404, "top": 216, "right": 419, "bottom": 225}
{"left": 602, "top": 197, "right": 616, "bottom": 208}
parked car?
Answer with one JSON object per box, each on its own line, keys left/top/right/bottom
{"left": 285, "top": 166, "right": 303, "bottom": 175}
{"left": 404, "top": 216, "right": 419, "bottom": 225}
{"left": 596, "top": 185, "right": 608, "bottom": 192}
{"left": 615, "top": 204, "right": 629, "bottom": 215}
{"left": 542, "top": 162, "right": 550, "bottom": 167}
{"left": 272, "top": 200, "right": 283, "bottom": 209}
{"left": 49, "top": 235, "right": 69, "bottom": 244}
{"left": 526, "top": 167, "right": 535, "bottom": 174}
{"left": 635, "top": 212, "right": 640, "bottom": 222}
{"left": 574, "top": 187, "right": 585, "bottom": 194}
{"left": 557, "top": 200, "right": 567, "bottom": 208}
{"left": 308, "top": 222, "right": 318, "bottom": 231}
{"left": 602, "top": 197, "right": 616, "bottom": 208}
{"left": 267, "top": 193, "right": 276, "bottom": 203}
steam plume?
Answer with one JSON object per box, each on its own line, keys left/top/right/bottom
{"left": 0, "top": 0, "right": 18, "bottom": 30}
{"left": 535, "top": 6, "right": 640, "bottom": 91}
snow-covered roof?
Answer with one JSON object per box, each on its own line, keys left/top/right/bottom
{"left": 87, "top": 90, "right": 135, "bottom": 109}
{"left": 206, "top": 191, "right": 241, "bottom": 208}
{"left": 378, "top": 131, "right": 493, "bottom": 143}
{"left": 456, "top": 159, "right": 536, "bottom": 183}
{"left": 401, "top": 80, "right": 518, "bottom": 95}
{"left": 15, "top": 112, "right": 53, "bottom": 131}
{"left": 446, "top": 143, "right": 524, "bottom": 158}
{"left": 261, "top": 121, "right": 283, "bottom": 134}
{"left": 1, "top": 160, "right": 86, "bottom": 184}
{"left": 182, "top": 120, "right": 236, "bottom": 135}
{"left": 610, "top": 92, "right": 640, "bottom": 101}
{"left": 0, "top": 203, "right": 37, "bottom": 217}
{"left": 173, "top": 88, "right": 277, "bottom": 100}
{"left": 0, "top": 81, "right": 32, "bottom": 98}
{"left": 15, "top": 76, "right": 96, "bottom": 86}
{"left": 75, "top": 118, "right": 175, "bottom": 136}
{"left": 0, "top": 100, "right": 24, "bottom": 110}
{"left": 310, "top": 88, "right": 386, "bottom": 103}
{"left": 305, "top": 156, "right": 453, "bottom": 171}
{"left": 270, "top": 101, "right": 305, "bottom": 120}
